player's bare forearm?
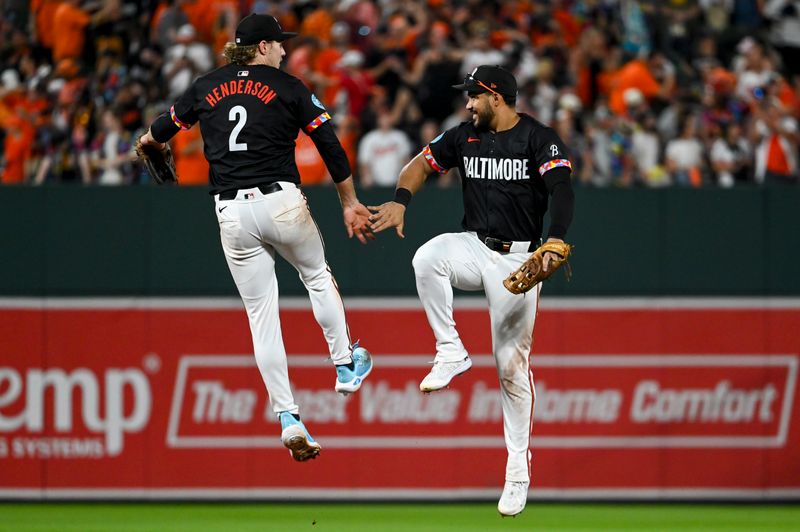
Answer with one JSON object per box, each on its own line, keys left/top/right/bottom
{"left": 335, "top": 176, "right": 374, "bottom": 244}
{"left": 367, "top": 153, "right": 433, "bottom": 238}
{"left": 396, "top": 153, "right": 431, "bottom": 194}
{"left": 334, "top": 176, "right": 359, "bottom": 207}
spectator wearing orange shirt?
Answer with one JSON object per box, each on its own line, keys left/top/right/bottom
{"left": 31, "top": 0, "right": 60, "bottom": 54}
{"left": 313, "top": 21, "right": 353, "bottom": 107}
{"left": 0, "top": 70, "right": 26, "bottom": 126}
{"left": 570, "top": 27, "right": 608, "bottom": 109}
{"left": 1, "top": 115, "right": 35, "bottom": 184}
{"left": 52, "top": 0, "right": 94, "bottom": 62}
{"left": 183, "top": 0, "right": 237, "bottom": 47}
{"left": 294, "top": 132, "right": 328, "bottom": 186}
{"left": 299, "top": 6, "right": 334, "bottom": 44}
{"left": 605, "top": 54, "right": 664, "bottom": 117}
{"left": 171, "top": 124, "right": 209, "bottom": 185}
{"left": 753, "top": 100, "right": 799, "bottom": 184}
{"left": 336, "top": 114, "right": 359, "bottom": 175}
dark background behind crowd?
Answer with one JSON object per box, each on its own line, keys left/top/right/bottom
{"left": 0, "top": 0, "right": 798, "bottom": 188}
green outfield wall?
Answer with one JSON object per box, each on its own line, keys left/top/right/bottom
{"left": 1, "top": 185, "right": 798, "bottom": 296}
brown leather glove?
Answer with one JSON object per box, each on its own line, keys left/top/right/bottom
{"left": 135, "top": 139, "right": 178, "bottom": 185}
{"left": 503, "top": 241, "right": 573, "bottom": 295}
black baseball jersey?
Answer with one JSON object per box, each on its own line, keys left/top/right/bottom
{"left": 424, "top": 114, "right": 572, "bottom": 242}
{"left": 168, "top": 64, "right": 336, "bottom": 194}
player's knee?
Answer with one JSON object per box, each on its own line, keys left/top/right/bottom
{"left": 497, "top": 359, "right": 530, "bottom": 391}
{"left": 300, "top": 267, "right": 331, "bottom": 292}
{"left": 412, "top": 243, "right": 445, "bottom": 276}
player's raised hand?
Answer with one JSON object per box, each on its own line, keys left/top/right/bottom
{"left": 368, "top": 202, "right": 405, "bottom": 238}
{"left": 343, "top": 202, "right": 375, "bottom": 244}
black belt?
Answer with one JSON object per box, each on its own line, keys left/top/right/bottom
{"left": 478, "top": 233, "right": 539, "bottom": 253}
{"left": 219, "top": 182, "right": 290, "bottom": 200}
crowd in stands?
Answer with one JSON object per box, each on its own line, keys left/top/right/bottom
{"left": 1, "top": 0, "right": 798, "bottom": 187}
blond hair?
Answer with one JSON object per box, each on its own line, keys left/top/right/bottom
{"left": 222, "top": 42, "right": 258, "bottom": 65}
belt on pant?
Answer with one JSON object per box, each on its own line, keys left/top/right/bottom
{"left": 478, "top": 233, "right": 539, "bottom": 253}
{"left": 218, "top": 182, "right": 291, "bottom": 200}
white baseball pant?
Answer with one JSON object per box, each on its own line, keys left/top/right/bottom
{"left": 214, "top": 183, "right": 352, "bottom": 415}
{"left": 413, "top": 232, "right": 540, "bottom": 482}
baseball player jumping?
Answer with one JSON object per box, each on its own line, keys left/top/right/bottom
{"left": 138, "top": 15, "right": 374, "bottom": 462}
{"left": 369, "top": 65, "right": 575, "bottom": 516}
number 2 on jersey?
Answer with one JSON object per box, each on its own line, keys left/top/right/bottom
{"left": 228, "top": 105, "right": 248, "bottom": 152}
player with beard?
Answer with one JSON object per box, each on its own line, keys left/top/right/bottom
{"left": 368, "top": 65, "right": 575, "bottom": 516}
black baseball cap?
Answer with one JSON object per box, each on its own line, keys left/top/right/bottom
{"left": 453, "top": 65, "right": 517, "bottom": 99}
{"left": 235, "top": 14, "right": 297, "bottom": 45}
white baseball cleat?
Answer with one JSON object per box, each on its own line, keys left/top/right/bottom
{"left": 419, "top": 357, "right": 473, "bottom": 392}
{"left": 279, "top": 412, "right": 321, "bottom": 462}
{"left": 497, "top": 480, "right": 529, "bottom": 517}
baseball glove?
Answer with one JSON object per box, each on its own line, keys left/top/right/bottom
{"left": 503, "top": 241, "right": 573, "bottom": 295}
{"left": 134, "top": 139, "right": 178, "bottom": 185}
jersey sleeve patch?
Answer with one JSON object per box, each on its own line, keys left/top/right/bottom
{"left": 311, "top": 94, "right": 326, "bottom": 110}
{"left": 304, "top": 112, "right": 331, "bottom": 133}
{"left": 169, "top": 105, "right": 192, "bottom": 130}
{"left": 538, "top": 159, "right": 572, "bottom": 176}
{"left": 422, "top": 145, "right": 446, "bottom": 173}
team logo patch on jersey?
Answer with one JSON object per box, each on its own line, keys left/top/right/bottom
{"left": 237, "top": 70, "right": 249, "bottom": 77}
{"left": 550, "top": 144, "right": 559, "bottom": 157}
{"left": 431, "top": 133, "right": 444, "bottom": 144}
{"left": 311, "top": 94, "right": 326, "bottom": 110}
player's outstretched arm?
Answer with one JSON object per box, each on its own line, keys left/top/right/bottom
{"left": 306, "top": 121, "right": 374, "bottom": 244}
{"left": 335, "top": 176, "right": 375, "bottom": 245}
{"left": 368, "top": 153, "right": 432, "bottom": 238}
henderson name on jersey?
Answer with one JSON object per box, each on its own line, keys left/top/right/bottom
{"left": 150, "top": 63, "right": 350, "bottom": 195}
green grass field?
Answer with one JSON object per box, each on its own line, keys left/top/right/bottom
{"left": 1, "top": 503, "right": 799, "bottom": 532}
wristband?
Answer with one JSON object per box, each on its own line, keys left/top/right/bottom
{"left": 393, "top": 187, "right": 412, "bottom": 207}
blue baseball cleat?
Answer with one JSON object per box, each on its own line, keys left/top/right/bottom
{"left": 279, "top": 411, "right": 321, "bottom": 462}
{"left": 334, "top": 342, "right": 373, "bottom": 395}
